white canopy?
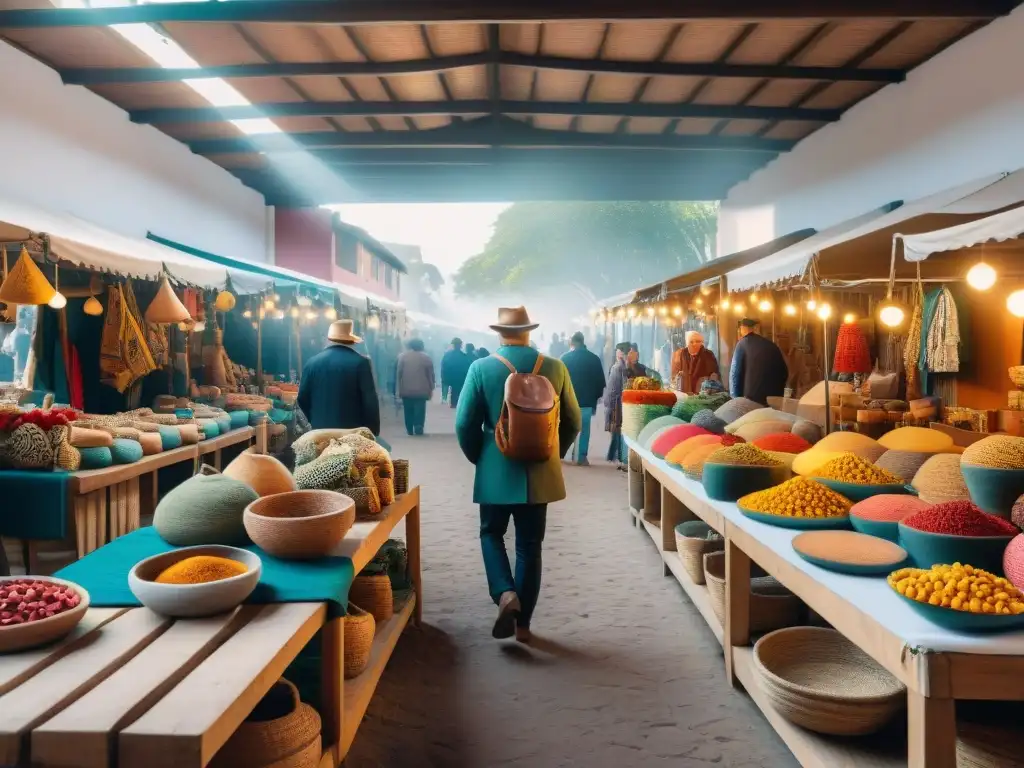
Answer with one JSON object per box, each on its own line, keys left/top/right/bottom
{"left": 406, "top": 309, "right": 483, "bottom": 334}
{"left": 724, "top": 172, "right": 1011, "bottom": 291}
{"left": 901, "top": 205, "right": 1024, "bottom": 262}
{"left": 0, "top": 196, "right": 227, "bottom": 288}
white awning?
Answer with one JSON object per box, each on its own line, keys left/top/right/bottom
{"left": 725, "top": 172, "right": 1010, "bottom": 292}
{"left": 0, "top": 197, "right": 227, "bottom": 288}
{"left": 901, "top": 205, "right": 1024, "bottom": 262}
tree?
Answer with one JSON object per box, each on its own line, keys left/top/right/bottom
{"left": 453, "top": 201, "right": 717, "bottom": 305}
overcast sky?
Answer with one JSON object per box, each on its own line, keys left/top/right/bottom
{"left": 328, "top": 203, "right": 510, "bottom": 278}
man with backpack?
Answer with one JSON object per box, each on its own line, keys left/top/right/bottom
{"left": 455, "top": 306, "right": 582, "bottom": 644}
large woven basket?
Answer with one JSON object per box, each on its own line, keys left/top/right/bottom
{"left": 674, "top": 521, "right": 724, "bottom": 585}
{"left": 393, "top": 459, "right": 409, "bottom": 495}
{"left": 753, "top": 627, "right": 906, "bottom": 736}
{"left": 209, "top": 678, "right": 321, "bottom": 768}
{"left": 703, "top": 551, "right": 801, "bottom": 633}
{"left": 349, "top": 572, "right": 394, "bottom": 622}
{"left": 343, "top": 603, "right": 375, "bottom": 680}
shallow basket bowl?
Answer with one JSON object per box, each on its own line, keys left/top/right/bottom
{"left": 960, "top": 464, "right": 1024, "bottom": 519}
{"left": 894, "top": 591, "right": 1024, "bottom": 632}
{"left": 0, "top": 576, "right": 90, "bottom": 653}
{"left": 244, "top": 490, "right": 355, "bottom": 560}
{"left": 897, "top": 522, "right": 1012, "bottom": 574}
{"left": 702, "top": 462, "right": 791, "bottom": 502}
{"left": 813, "top": 478, "right": 915, "bottom": 503}
{"left": 739, "top": 506, "right": 852, "bottom": 531}
{"left": 128, "top": 545, "right": 261, "bottom": 618}
{"left": 849, "top": 514, "right": 901, "bottom": 543}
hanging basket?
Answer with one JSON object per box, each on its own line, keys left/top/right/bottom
{"left": 145, "top": 274, "right": 191, "bottom": 324}
{"left": 209, "top": 678, "right": 321, "bottom": 768}
{"left": 393, "top": 459, "right": 409, "bottom": 495}
{"left": 833, "top": 322, "right": 871, "bottom": 375}
{"left": 343, "top": 603, "right": 376, "bottom": 679}
{"left": 0, "top": 246, "right": 56, "bottom": 306}
{"left": 349, "top": 571, "right": 393, "bottom": 623}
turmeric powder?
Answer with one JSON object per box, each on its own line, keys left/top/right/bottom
{"left": 155, "top": 555, "right": 248, "bottom": 585}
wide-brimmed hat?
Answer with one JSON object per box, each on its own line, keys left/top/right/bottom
{"left": 490, "top": 306, "right": 539, "bottom": 333}
{"left": 327, "top": 319, "right": 362, "bottom": 344}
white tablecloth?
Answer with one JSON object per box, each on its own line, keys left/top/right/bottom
{"left": 627, "top": 438, "right": 1024, "bottom": 655}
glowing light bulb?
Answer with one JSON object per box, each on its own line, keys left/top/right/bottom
{"left": 732, "top": 303, "right": 745, "bottom": 316}
{"left": 750, "top": 292, "right": 759, "bottom": 303}
{"left": 721, "top": 298, "right": 731, "bottom": 310}
{"left": 695, "top": 297, "right": 703, "bottom": 307}
{"left": 242, "top": 309, "right": 252, "bottom": 319}
{"left": 325, "top": 307, "right": 337, "bottom": 320}
{"left": 616, "top": 308, "right": 626, "bottom": 319}
{"left": 806, "top": 299, "right": 817, "bottom": 311}
{"left": 783, "top": 303, "right": 797, "bottom": 316}
{"left": 843, "top": 312, "right": 856, "bottom": 324}
{"left": 263, "top": 299, "right": 275, "bottom": 311}
{"left": 627, "top": 307, "right": 637, "bottom": 318}
{"left": 193, "top": 320, "right": 206, "bottom": 332}
{"left": 251, "top": 321, "right": 258, "bottom": 330}
{"left": 646, "top": 306, "right": 655, "bottom": 317}
{"left": 672, "top": 305, "right": 683, "bottom": 317}
{"left": 658, "top": 305, "right": 668, "bottom": 316}
{"left": 879, "top": 304, "right": 905, "bottom": 328}
{"left": 297, "top": 294, "right": 313, "bottom": 307}
{"left": 177, "top": 321, "right": 190, "bottom": 332}
{"left": 306, "top": 310, "right": 318, "bottom": 320}
{"left": 275, "top": 309, "right": 286, "bottom": 320}
{"left": 966, "top": 262, "right": 997, "bottom": 291}
{"left": 1008, "top": 290, "right": 1024, "bottom": 318}
{"left": 758, "top": 299, "right": 772, "bottom": 312}
{"left": 289, "top": 305, "right": 300, "bottom": 318}
{"left": 47, "top": 292, "right": 67, "bottom": 309}
{"left": 816, "top": 304, "right": 832, "bottom": 320}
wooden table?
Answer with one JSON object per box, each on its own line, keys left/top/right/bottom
{"left": 0, "top": 486, "right": 422, "bottom": 768}
{"left": 626, "top": 439, "right": 1024, "bottom": 768}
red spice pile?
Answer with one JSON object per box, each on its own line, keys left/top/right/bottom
{"left": 850, "top": 494, "right": 930, "bottom": 522}
{"left": 0, "top": 408, "right": 78, "bottom": 433}
{"left": 622, "top": 390, "right": 677, "bottom": 407}
{"left": 902, "top": 501, "right": 1020, "bottom": 537}
{"left": 752, "top": 432, "right": 813, "bottom": 454}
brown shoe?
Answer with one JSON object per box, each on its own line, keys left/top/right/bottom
{"left": 492, "top": 591, "right": 521, "bottom": 639}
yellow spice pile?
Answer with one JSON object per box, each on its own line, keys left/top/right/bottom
{"left": 961, "top": 435, "right": 1024, "bottom": 469}
{"left": 155, "top": 555, "right": 248, "bottom": 585}
{"left": 739, "top": 477, "right": 852, "bottom": 519}
{"left": 705, "top": 444, "right": 782, "bottom": 467}
{"left": 812, "top": 453, "right": 901, "bottom": 485}
{"left": 888, "top": 563, "right": 1024, "bottom": 615}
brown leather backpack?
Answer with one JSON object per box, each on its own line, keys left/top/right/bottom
{"left": 493, "top": 353, "right": 559, "bottom": 462}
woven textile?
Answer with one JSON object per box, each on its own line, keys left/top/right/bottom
{"left": 833, "top": 323, "right": 872, "bottom": 374}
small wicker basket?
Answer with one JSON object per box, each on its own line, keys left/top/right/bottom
{"left": 393, "top": 459, "right": 409, "bottom": 495}
{"left": 342, "top": 603, "right": 375, "bottom": 679}
{"left": 753, "top": 627, "right": 905, "bottom": 736}
{"left": 349, "top": 571, "right": 394, "bottom": 623}
{"left": 674, "top": 521, "right": 724, "bottom": 585}
{"left": 703, "top": 551, "right": 801, "bottom": 633}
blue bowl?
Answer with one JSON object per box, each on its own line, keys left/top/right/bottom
{"left": 897, "top": 522, "right": 1013, "bottom": 574}
{"left": 813, "top": 478, "right": 916, "bottom": 503}
{"left": 793, "top": 533, "right": 908, "bottom": 576}
{"left": 702, "top": 463, "right": 791, "bottom": 502}
{"left": 894, "top": 591, "right": 1024, "bottom": 632}
{"left": 961, "top": 464, "right": 1024, "bottom": 519}
{"left": 850, "top": 514, "right": 900, "bottom": 543}
{"left": 739, "top": 506, "right": 852, "bottom": 530}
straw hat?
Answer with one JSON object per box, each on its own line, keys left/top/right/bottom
{"left": 145, "top": 275, "right": 192, "bottom": 324}
{"left": 328, "top": 319, "right": 362, "bottom": 344}
{"left": 0, "top": 246, "right": 56, "bottom": 306}
{"left": 490, "top": 306, "right": 539, "bottom": 333}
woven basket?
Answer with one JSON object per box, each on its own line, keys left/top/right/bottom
{"left": 753, "top": 627, "right": 905, "bottom": 736}
{"left": 343, "top": 603, "right": 375, "bottom": 679}
{"left": 376, "top": 474, "right": 396, "bottom": 507}
{"left": 344, "top": 485, "right": 382, "bottom": 519}
{"left": 957, "top": 720, "right": 1024, "bottom": 767}
{"left": 674, "top": 521, "right": 724, "bottom": 585}
{"left": 209, "top": 678, "right": 321, "bottom": 768}
{"left": 393, "top": 459, "right": 409, "bottom": 495}
{"left": 703, "top": 551, "right": 801, "bottom": 633}
{"left": 349, "top": 572, "right": 393, "bottom": 623}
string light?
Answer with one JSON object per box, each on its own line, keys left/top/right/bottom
{"left": 324, "top": 307, "right": 338, "bottom": 320}
{"left": 749, "top": 292, "right": 759, "bottom": 303}
{"left": 842, "top": 312, "right": 857, "bottom": 324}
{"left": 966, "top": 262, "right": 997, "bottom": 291}
{"left": 242, "top": 309, "right": 252, "bottom": 319}
{"left": 289, "top": 304, "right": 300, "bottom": 318}
{"left": 879, "top": 304, "right": 905, "bottom": 327}
{"left": 616, "top": 308, "right": 626, "bottom": 319}
{"left": 816, "top": 303, "right": 832, "bottom": 321}
{"left": 721, "top": 298, "right": 731, "bottom": 310}
{"left": 806, "top": 299, "right": 817, "bottom": 311}
{"left": 695, "top": 297, "right": 703, "bottom": 307}
{"left": 783, "top": 303, "right": 797, "bottom": 316}
{"left": 646, "top": 306, "right": 655, "bottom": 317}
{"left": 732, "top": 303, "right": 745, "bottom": 316}
{"left": 305, "top": 309, "right": 318, "bottom": 320}
{"left": 297, "top": 294, "right": 313, "bottom": 307}
{"left": 1008, "top": 290, "right": 1024, "bottom": 318}
{"left": 627, "top": 306, "right": 637, "bottom": 318}
{"left": 758, "top": 299, "right": 772, "bottom": 312}
{"left": 658, "top": 305, "right": 668, "bottom": 316}
{"left": 672, "top": 305, "right": 683, "bottom": 317}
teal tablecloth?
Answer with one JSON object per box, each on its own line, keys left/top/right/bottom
{"left": 56, "top": 527, "right": 354, "bottom": 617}
{"left": 0, "top": 470, "right": 69, "bottom": 539}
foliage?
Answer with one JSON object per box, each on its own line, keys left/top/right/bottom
{"left": 453, "top": 201, "right": 717, "bottom": 303}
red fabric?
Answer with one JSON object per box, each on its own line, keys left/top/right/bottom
{"left": 66, "top": 343, "right": 85, "bottom": 410}
{"left": 833, "top": 323, "right": 871, "bottom": 374}
{"left": 651, "top": 424, "right": 712, "bottom": 458}
{"left": 622, "top": 390, "right": 677, "bottom": 407}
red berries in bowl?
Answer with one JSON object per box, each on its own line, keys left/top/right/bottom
{"left": 0, "top": 577, "right": 90, "bottom": 653}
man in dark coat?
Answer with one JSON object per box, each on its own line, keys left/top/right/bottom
{"left": 561, "top": 331, "right": 606, "bottom": 466}
{"left": 441, "top": 337, "right": 472, "bottom": 408}
{"left": 297, "top": 319, "right": 380, "bottom": 435}
{"left": 729, "top": 318, "right": 789, "bottom": 405}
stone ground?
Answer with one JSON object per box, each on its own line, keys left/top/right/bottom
{"left": 346, "top": 400, "right": 796, "bottom": 768}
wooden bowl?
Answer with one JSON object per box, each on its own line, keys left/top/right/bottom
{"left": 244, "top": 490, "right": 355, "bottom": 560}
{"left": 129, "top": 545, "right": 261, "bottom": 618}
{"left": 0, "top": 576, "right": 90, "bottom": 653}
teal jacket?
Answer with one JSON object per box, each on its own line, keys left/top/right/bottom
{"left": 455, "top": 344, "right": 582, "bottom": 505}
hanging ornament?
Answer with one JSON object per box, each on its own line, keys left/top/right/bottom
{"left": 47, "top": 261, "right": 68, "bottom": 309}
{"left": 214, "top": 289, "right": 236, "bottom": 312}
{"left": 83, "top": 295, "right": 104, "bottom": 316}
{"left": 0, "top": 246, "right": 56, "bottom": 306}
{"left": 145, "top": 274, "right": 192, "bottom": 324}
{"left": 833, "top": 322, "right": 871, "bottom": 374}
{"left": 966, "top": 262, "right": 997, "bottom": 291}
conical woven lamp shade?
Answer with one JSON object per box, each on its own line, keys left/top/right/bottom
{"left": 145, "top": 275, "right": 191, "bottom": 324}
{"left": 833, "top": 322, "right": 871, "bottom": 374}
{"left": 0, "top": 247, "right": 56, "bottom": 306}
{"left": 83, "top": 296, "right": 104, "bottom": 316}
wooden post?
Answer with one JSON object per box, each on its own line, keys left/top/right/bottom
{"left": 320, "top": 618, "right": 344, "bottom": 753}
{"left": 724, "top": 533, "right": 751, "bottom": 687}
{"left": 256, "top": 311, "right": 264, "bottom": 394}
{"left": 255, "top": 419, "right": 269, "bottom": 455}
{"left": 406, "top": 487, "right": 423, "bottom": 625}
{"left": 908, "top": 690, "right": 957, "bottom": 768}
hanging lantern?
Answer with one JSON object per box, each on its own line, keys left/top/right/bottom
{"left": 806, "top": 299, "right": 818, "bottom": 311}
{"left": 758, "top": 299, "right": 772, "bottom": 312}
{"left": 46, "top": 262, "right": 67, "bottom": 309}
{"left": 83, "top": 295, "right": 104, "bottom": 316}
{"left": 816, "top": 303, "right": 832, "bottom": 320}
{"left": 694, "top": 297, "right": 703, "bottom": 307}
{"left": 672, "top": 305, "right": 683, "bottom": 317}
{"left": 878, "top": 303, "right": 906, "bottom": 328}
{"left": 720, "top": 298, "right": 731, "bottom": 310}
{"left": 833, "top": 322, "right": 871, "bottom": 374}
{"left": 658, "top": 305, "right": 668, "bottom": 316}
{"left": 646, "top": 306, "right": 655, "bottom": 317}
{"left": 145, "top": 275, "right": 192, "bottom": 324}
{"left": 0, "top": 246, "right": 56, "bottom": 306}
{"left": 783, "top": 303, "right": 797, "bottom": 316}
{"left": 242, "top": 308, "right": 253, "bottom": 319}
{"left": 1007, "top": 290, "right": 1024, "bottom": 318}
{"left": 627, "top": 306, "right": 637, "bottom": 318}
{"left": 214, "top": 290, "right": 236, "bottom": 311}
{"left": 966, "top": 262, "right": 997, "bottom": 291}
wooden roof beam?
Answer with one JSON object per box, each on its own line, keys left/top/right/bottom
{"left": 59, "top": 53, "right": 905, "bottom": 86}
{"left": 128, "top": 99, "right": 842, "bottom": 124}
{"left": 0, "top": 1, "right": 1013, "bottom": 27}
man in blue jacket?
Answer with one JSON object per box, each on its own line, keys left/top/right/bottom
{"left": 560, "top": 331, "right": 605, "bottom": 465}
{"left": 441, "top": 337, "right": 473, "bottom": 408}
{"left": 297, "top": 320, "right": 380, "bottom": 435}
{"left": 729, "top": 318, "right": 789, "bottom": 405}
